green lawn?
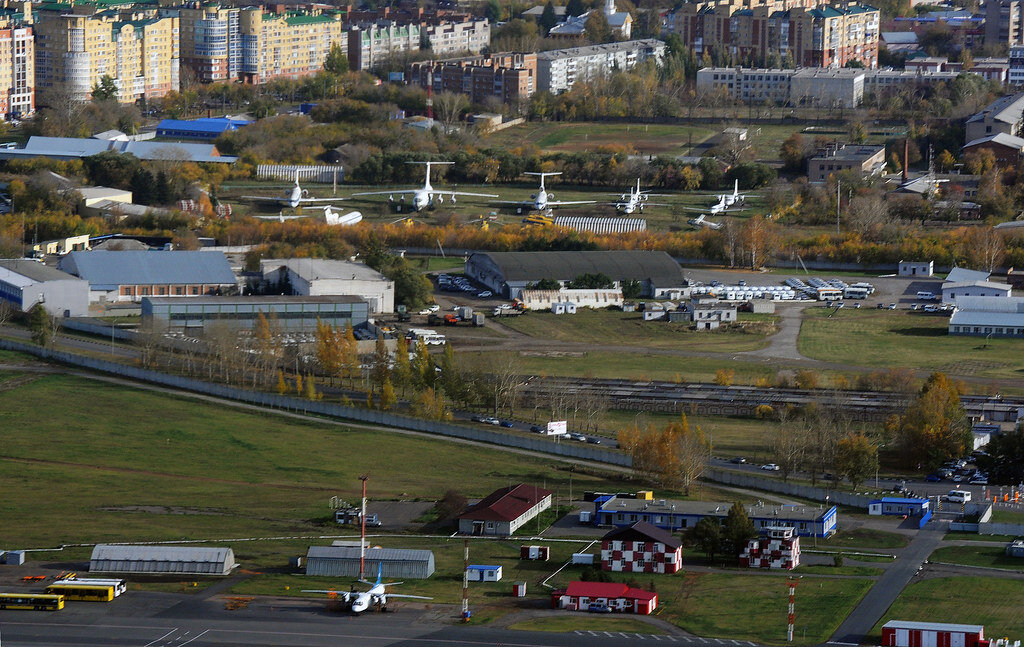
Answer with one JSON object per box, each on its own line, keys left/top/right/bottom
{"left": 875, "top": 577, "right": 1024, "bottom": 639}
{"left": 509, "top": 616, "right": 666, "bottom": 633}
{"left": 990, "top": 509, "right": 1024, "bottom": 523}
{"left": 484, "top": 121, "right": 717, "bottom": 156}
{"left": 945, "top": 532, "right": 1021, "bottom": 542}
{"left": 798, "top": 309, "right": 1024, "bottom": 379}
{"left": 796, "top": 565, "right": 884, "bottom": 576}
{"left": 823, "top": 528, "right": 911, "bottom": 550}
{"left": 497, "top": 309, "right": 775, "bottom": 352}
{"left": 0, "top": 373, "right": 637, "bottom": 546}
{"left": 929, "top": 545, "right": 1024, "bottom": 571}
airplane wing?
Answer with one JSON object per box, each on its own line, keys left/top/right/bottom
{"left": 301, "top": 590, "right": 353, "bottom": 602}
{"left": 300, "top": 196, "right": 350, "bottom": 203}
{"left": 240, "top": 195, "right": 285, "bottom": 202}
{"left": 253, "top": 214, "right": 306, "bottom": 221}
{"left": 547, "top": 200, "right": 597, "bottom": 206}
{"left": 350, "top": 190, "right": 418, "bottom": 197}
{"left": 611, "top": 202, "right": 671, "bottom": 207}
{"left": 385, "top": 594, "right": 433, "bottom": 600}
{"left": 492, "top": 200, "right": 532, "bottom": 205}
{"left": 436, "top": 190, "right": 499, "bottom": 198}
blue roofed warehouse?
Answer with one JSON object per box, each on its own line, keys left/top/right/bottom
{"left": 58, "top": 250, "right": 237, "bottom": 303}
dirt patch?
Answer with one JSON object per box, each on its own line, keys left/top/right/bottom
{"left": 98, "top": 505, "right": 226, "bottom": 516}
{"left": 519, "top": 350, "right": 587, "bottom": 358}
{"left": 0, "top": 375, "right": 43, "bottom": 392}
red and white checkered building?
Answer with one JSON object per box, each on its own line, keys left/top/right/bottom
{"left": 739, "top": 526, "right": 801, "bottom": 570}
{"left": 600, "top": 521, "right": 682, "bottom": 574}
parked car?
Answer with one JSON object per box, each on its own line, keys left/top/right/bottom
{"left": 888, "top": 303, "right": 897, "bottom": 309}
{"left": 428, "top": 304, "right": 441, "bottom": 312}
{"left": 499, "top": 420, "right": 515, "bottom": 428}
{"left": 471, "top": 415, "right": 484, "bottom": 422}
{"left": 529, "top": 425, "right": 545, "bottom": 433}
{"left": 730, "top": 457, "right": 747, "bottom": 464}
{"left": 853, "top": 302, "right": 861, "bottom": 309}
{"left": 969, "top": 474, "right": 989, "bottom": 485}
{"left": 876, "top": 303, "right": 885, "bottom": 309}
{"left": 418, "top": 309, "right": 432, "bottom": 315}
{"left": 761, "top": 463, "right": 780, "bottom": 471}
{"left": 891, "top": 481, "right": 907, "bottom": 494}
{"left": 925, "top": 473, "right": 944, "bottom": 482}
{"left": 569, "top": 433, "right": 587, "bottom": 441}
{"left": 588, "top": 603, "right": 613, "bottom": 613}
{"left": 477, "top": 291, "right": 493, "bottom": 298}
{"left": 586, "top": 437, "right": 602, "bottom": 444}
{"left": 481, "top": 417, "right": 501, "bottom": 425}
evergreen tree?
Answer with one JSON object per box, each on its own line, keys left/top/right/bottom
{"left": 539, "top": 1, "right": 558, "bottom": 34}
{"left": 323, "top": 42, "right": 350, "bottom": 75}
{"left": 92, "top": 75, "right": 119, "bottom": 102}
{"left": 722, "top": 502, "right": 756, "bottom": 558}
{"left": 130, "top": 167, "right": 155, "bottom": 205}
{"left": 154, "top": 170, "right": 173, "bottom": 204}
{"left": 486, "top": 0, "right": 502, "bottom": 23}
{"left": 28, "top": 304, "right": 52, "bottom": 347}
{"left": 566, "top": 0, "right": 586, "bottom": 17}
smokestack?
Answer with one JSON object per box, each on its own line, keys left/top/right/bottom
{"left": 902, "top": 139, "right": 909, "bottom": 183}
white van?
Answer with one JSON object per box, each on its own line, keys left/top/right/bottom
{"left": 947, "top": 489, "right": 971, "bottom": 503}
{"left": 916, "top": 291, "right": 936, "bottom": 301}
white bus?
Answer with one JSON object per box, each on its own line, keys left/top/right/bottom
{"left": 816, "top": 287, "right": 844, "bottom": 301}
{"left": 844, "top": 286, "right": 870, "bottom": 300}
{"left": 53, "top": 578, "right": 127, "bottom": 597}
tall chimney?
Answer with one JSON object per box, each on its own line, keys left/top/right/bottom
{"left": 902, "top": 138, "right": 909, "bottom": 183}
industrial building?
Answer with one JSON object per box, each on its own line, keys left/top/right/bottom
{"left": 941, "top": 280, "right": 1013, "bottom": 304}
{"left": 600, "top": 522, "right": 682, "bottom": 574}
{"left": 260, "top": 258, "right": 394, "bottom": 314}
{"left": 807, "top": 144, "right": 886, "bottom": 183}
{"left": 965, "top": 93, "right": 1024, "bottom": 144}
{"left": 156, "top": 118, "right": 252, "bottom": 140}
{"left": 141, "top": 295, "right": 369, "bottom": 332}
{"left": 0, "top": 137, "right": 237, "bottom": 164}
{"left": 304, "top": 546, "right": 435, "bottom": 579}
{"left": 946, "top": 267, "right": 991, "bottom": 284}
{"left": 458, "top": 483, "right": 553, "bottom": 537}
{"left": 517, "top": 289, "right": 623, "bottom": 311}
{"left": 868, "top": 497, "right": 930, "bottom": 517}
{"left": 949, "top": 296, "right": 1024, "bottom": 337}
{"left": 593, "top": 496, "right": 838, "bottom": 537}
{"left": 0, "top": 259, "right": 90, "bottom": 317}
{"left": 58, "top": 251, "right": 237, "bottom": 303}
{"left": 553, "top": 581, "right": 657, "bottom": 615}
{"left": 89, "top": 545, "right": 236, "bottom": 575}
{"left": 881, "top": 621, "right": 986, "bottom": 647}
{"left": 679, "top": 299, "right": 738, "bottom": 331}
{"left": 465, "top": 250, "right": 685, "bottom": 299}
{"left": 899, "top": 261, "right": 934, "bottom": 277}
{"left": 552, "top": 216, "right": 647, "bottom": 234}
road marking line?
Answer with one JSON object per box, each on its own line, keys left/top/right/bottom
{"left": 733, "top": 640, "right": 742, "bottom": 644}
{"left": 635, "top": 633, "right": 647, "bottom": 639}
{"left": 175, "top": 629, "right": 208, "bottom": 647}
{"left": 144, "top": 628, "right": 178, "bottom": 647}
{"left": 605, "top": 631, "right": 615, "bottom": 637}
{"left": 748, "top": 642, "right": 757, "bottom": 645}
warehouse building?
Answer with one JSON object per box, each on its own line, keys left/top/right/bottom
{"left": 949, "top": 296, "right": 1024, "bottom": 338}
{"left": 58, "top": 251, "right": 237, "bottom": 303}
{"left": 260, "top": 258, "right": 394, "bottom": 314}
{"left": 881, "top": 621, "right": 986, "bottom": 647}
{"left": 593, "top": 496, "right": 837, "bottom": 538}
{"left": 305, "top": 546, "right": 435, "bottom": 579}
{"left": 141, "top": 295, "right": 369, "bottom": 332}
{"left": 458, "top": 483, "right": 553, "bottom": 536}
{"left": 941, "top": 280, "right": 1012, "bottom": 304}
{"left": 0, "top": 260, "right": 90, "bottom": 317}
{"left": 465, "top": 250, "right": 685, "bottom": 299}
{"left": 89, "top": 545, "right": 236, "bottom": 575}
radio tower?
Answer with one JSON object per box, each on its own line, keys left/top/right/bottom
{"left": 787, "top": 578, "right": 798, "bottom": 642}
{"left": 359, "top": 475, "right": 368, "bottom": 580}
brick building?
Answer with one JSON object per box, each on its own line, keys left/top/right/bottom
{"left": 600, "top": 521, "right": 683, "bottom": 574}
{"left": 407, "top": 52, "right": 536, "bottom": 105}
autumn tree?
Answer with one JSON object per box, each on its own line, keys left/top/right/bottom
{"left": 379, "top": 378, "right": 397, "bottom": 411}
{"left": 714, "top": 369, "right": 734, "bottom": 386}
{"left": 961, "top": 227, "right": 1005, "bottom": 274}
{"left": 392, "top": 336, "right": 413, "bottom": 396}
{"left": 341, "top": 323, "right": 360, "bottom": 386}
{"left": 885, "top": 372, "right": 971, "bottom": 469}
{"left": 741, "top": 214, "right": 778, "bottom": 270}
{"left": 836, "top": 432, "right": 878, "bottom": 490}
{"left": 315, "top": 319, "right": 342, "bottom": 385}
{"left": 770, "top": 407, "right": 804, "bottom": 482}
{"left": 779, "top": 133, "right": 809, "bottom": 172}
{"left": 253, "top": 311, "right": 282, "bottom": 387}
{"left": 369, "top": 336, "right": 391, "bottom": 399}
{"left": 411, "top": 387, "right": 452, "bottom": 421}
{"left": 28, "top": 304, "right": 53, "bottom": 347}
{"left": 722, "top": 502, "right": 756, "bottom": 558}
{"left": 618, "top": 415, "right": 709, "bottom": 492}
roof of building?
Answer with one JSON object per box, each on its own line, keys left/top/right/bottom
{"left": 77, "top": 187, "right": 132, "bottom": 201}
{"left": 943, "top": 280, "right": 1012, "bottom": 292}
{"left": 59, "top": 251, "right": 236, "bottom": 290}
{"left": 597, "top": 496, "right": 833, "bottom": 522}
{"left": 467, "top": 564, "right": 501, "bottom": 570}
{"left": 469, "top": 250, "right": 683, "bottom": 285}
{"left": 537, "top": 39, "right": 664, "bottom": 61}
{"left": 880, "top": 31, "right": 919, "bottom": 44}
{"left": 521, "top": 4, "right": 567, "bottom": 16}
{"left": 602, "top": 521, "right": 683, "bottom": 549}
{"left": 872, "top": 497, "right": 929, "bottom": 505}
{"left": 954, "top": 296, "right": 1024, "bottom": 312}
{"left": 810, "top": 144, "right": 885, "bottom": 162}
{"left": 967, "top": 93, "right": 1024, "bottom": 125}
{"left": 949, "top": 309, "right": 1024, "bottom": 327}
{"left": 156, "top": 117, "right": 252, "bottom": 135}
{"left": 306, "top": 546, "right": 435, "bottom": 561}
{"left": 0, "top": 259, "right": 84, "bottom": 285}
{"left": 882, "top": 621, "right": 984, "bottom": 634}
{"left": 945, "top": 266, "right": 991, "bottom": 283}
{"left": 90, "top": 544, "right": 233, "bottom": 563}
{"left": 143, "top": 295, "right": 367, "bottom": 306}
{"left": 963, "top": 132, "right": 1024, "bottom": 151}
{"left": 564, "top": 581, "right": 657, "bottom": 601}
{"left": 260, "top": 258, "right": 388, "bottom": 283}
{"left": 459, "top": 483, "right": 553, "bottom": 522}
{"left": 0, "top": 137, "right": 236, "bottom": 164}
{"left": 792, "top": 67, "right": 866, "bottom": 79}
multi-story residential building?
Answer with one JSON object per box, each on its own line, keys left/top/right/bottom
{"left": 239, "top": 9, "right": 344, "bottom": 84}
{"left": 536, "top": 39, "right": 666, "bottom": 94}
{"left": 346, "top": 20, "right": 419, "bottom": 71}
{"left": 34, "top": 1, "right": 179, "bottom": 103}
{"left": 0, "top": 3, "right": 33, "bottom": 118}
{"left": 407, "top": 52, "right": 536, "bottom": 105}
{"left": 696, "top": 66, "right": 795, "bottom": 104}
{"left": 177, "top": 2, "right": 240, "bottom": 83}
{"left": 1010, "top": 44, "right": 1024, "bottom": 84}
{"left": 671, "top": 1, "right": 878, "bottom": 69}
{"left": 965, "top": 92, "right": 1024, "bottom": 143}
{"left": 421, "top": 18, "right": 488, "bottom": 57}
{"left": 984, "top": 0, "right": 1024, "bottom": 49}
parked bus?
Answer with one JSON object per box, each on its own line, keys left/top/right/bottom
{"left": 843, "top": 286, "right": 870, "bottom": 299}
{"left": 45, "top": 583, "right": 115, "bottom": 602}
{"left": 816, "top": 287, "right": 843, "bottom": 301}
{"left": 53, "top": 578, "right": 126, "bottom": 597}
{"left": 0, "top": 593, "right": 64, "bottom": 611}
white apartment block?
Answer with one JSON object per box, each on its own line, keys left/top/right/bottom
{"left": 346, "top": 21, "right": 420, "bottom": 71}
{"left": 536, "top": 39, "right": 665, "bottom": 94}
{"left": 423, "top": 18, "right": 489, "bottom": 57}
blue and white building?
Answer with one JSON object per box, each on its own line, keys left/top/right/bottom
{"left": 868, "top": 497, "right": 929, "bottom": 517}
{"left": 156, "top": 118, "right": 252, "bottom": 140}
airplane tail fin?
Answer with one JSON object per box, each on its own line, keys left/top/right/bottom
{"left": 376, "top": 563, "right": 383, "bottom": 587}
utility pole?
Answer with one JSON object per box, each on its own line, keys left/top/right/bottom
{"left": 359, "top": 475, "right": 368, "bottom": 580}
{"left": 835, "top": 178, "right": 841, "bottom": 235}
{"left": 787, "top": 577, "right": 798, "bottom": 642}
{"left": 461, "top": 539, "right": 470, "bottom": 622}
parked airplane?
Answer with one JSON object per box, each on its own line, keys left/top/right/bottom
{"left": 610, "top": 178, "right": 670, "bottom": 214}
{"left": 687, "top": 213, "right": 724, "bottom": 230}
{"left": 494, "top": 172, "right": 596, "bottom": 213}
{"left": 718, "top": 179, "right": 746, "bottom": 207}
{"left": 303, "top": 564, "right": 432, "bottom": 613}
{"left": 351, "top": 161, "right": 497, "bottom": 212}
{"left": 254, "top": 206, "right": 362, "bottom": 226}
{"left": 242, "top": 171, "right": 348, "bottom": 209}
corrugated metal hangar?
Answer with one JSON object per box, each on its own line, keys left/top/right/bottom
{"left": 89, "top": 545, "right": 236, "bottom": 575}
{"left": 305, "top": 546, "right": 435, "bottom": 579}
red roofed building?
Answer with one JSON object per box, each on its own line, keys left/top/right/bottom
{"left": 458, "top": 483, "right": 553, "bottom": 536}
{"left": 601, "top": 521, "right": 683, "bottom": 574}
{"left": 552, "top": 581, "right": 658, "bottom": 615}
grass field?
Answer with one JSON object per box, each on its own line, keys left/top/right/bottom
{"left": 601, "top": 411, "right": 776, "bottom": 457}
{"left": 798, "top": 310, "right": 1024, "bottom": 380}
{"left": 0, "top": 372, "right": 638, "bottom": 546}
{"left": 824, "top": 528, "right": 911, "bottom": 550}
{"left": 875, "top": 577, "right": 1024, "bottom": 639}
{"left": 484, "top": 122, "right": 718, "bottom": 156}
{"left": 929, "top": 545, "right": 1024, "bottom": 571}
{"left": 508, "top": 616, "right": 666, "bottom": 633}
{"left": 796, "top": 565, "right": 885, "bottom": 576}
{"left": 497, "top": 309, "right": 775, "bottom": 352}
{"left": 990, "top": 509, "right": 1024, "bottom": 523}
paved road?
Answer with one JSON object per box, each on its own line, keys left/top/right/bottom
{"left": 828, "top": 519, "right": 949, "bottom": 645}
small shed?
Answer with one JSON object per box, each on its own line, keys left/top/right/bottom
{"left": 899, "top": 260, "right": 934, "bottom": 277}
{"left": 520, "top": 545, "right": 550, "bottom": 561}
{"left": 512, "top": 581, "right": 527, "bottom": 597}
{"left": 467, "top": 564, "right": 502, "bottom": 582}
{"left": 90, "top": 544, "right": 236, "bottom": 575}
{"left": 571, "top": 553, "right": 594, "bottom": 565}
{"left": 305, "top": 546, "right": 435, "bottom": 579}
{"left": 552, "top": 301, "right": 577, "bottom": 314}
{"left": 868, "top": 497, "right": 930, "bottom": 517}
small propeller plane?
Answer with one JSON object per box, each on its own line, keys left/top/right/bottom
{"left": 718, "top": 179, "right": 746, "bottom": 207}
{"left": 351, "top": 161, "right": 497, "bottom": 212}
{"left": 609, "top": 178, "right": 670, "bottom": 214}
{"left": 303, "top": 564, "right": 432, "bottom": 613}
{"left": 687, "top": 213, "right": 724, "bottom": 230}
{"left": 242, "top": 171, "right": 349, "bottom": 209}
{"left": 494, "top": 172, "right": 596, "bottom": 214}
{"left": 254, "top": 205, "right": 362, "bottom": 225}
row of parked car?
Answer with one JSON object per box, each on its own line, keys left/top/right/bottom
{"left": 437, "top": 274, "right": 492, "bottom": 298}
{"left": 926, "top": 458, "right": 988, "bottom": 485}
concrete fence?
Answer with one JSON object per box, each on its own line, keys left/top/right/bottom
{"left": 704, "top": 469, "right": 875, "bottom": 508}
{"left": 256, "top": 164, "right": 344, "bottom": 183}
{"left": 979, "top": 521, "right": 1024, "bottom": 536}
{"left": 1, "top": 339, "right": 630, "bottom": 468}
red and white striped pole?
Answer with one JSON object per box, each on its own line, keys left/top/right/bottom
{"left": 787, "top": 578, "right": 797, "bottom": 642}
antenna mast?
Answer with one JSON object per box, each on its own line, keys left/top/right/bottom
{"left": 359, "top": 475, "right": 368, "bottom": 580}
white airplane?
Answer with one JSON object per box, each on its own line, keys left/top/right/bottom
{"left": 610, "top": 178, "right": 670, "bottom": 214}
{"left": 718, "top": 179, "right": 746, "bottom": 207}
{"left": 254, "top": 206, "right": 362, "bottom": 226}
{"left": 303, "top": 564, "right": 432, "bottom": 613}
{"left": 687, "top": 213, "right": 723, "bottom": 230}
{"left": 242, "top": 171, "right": 347, "bottom": 209}
{"left": 494, "top": 172, "right": 596, "bottom": 213}
{"left": 351, "top": 161, "right": 497, "bottom": 212}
